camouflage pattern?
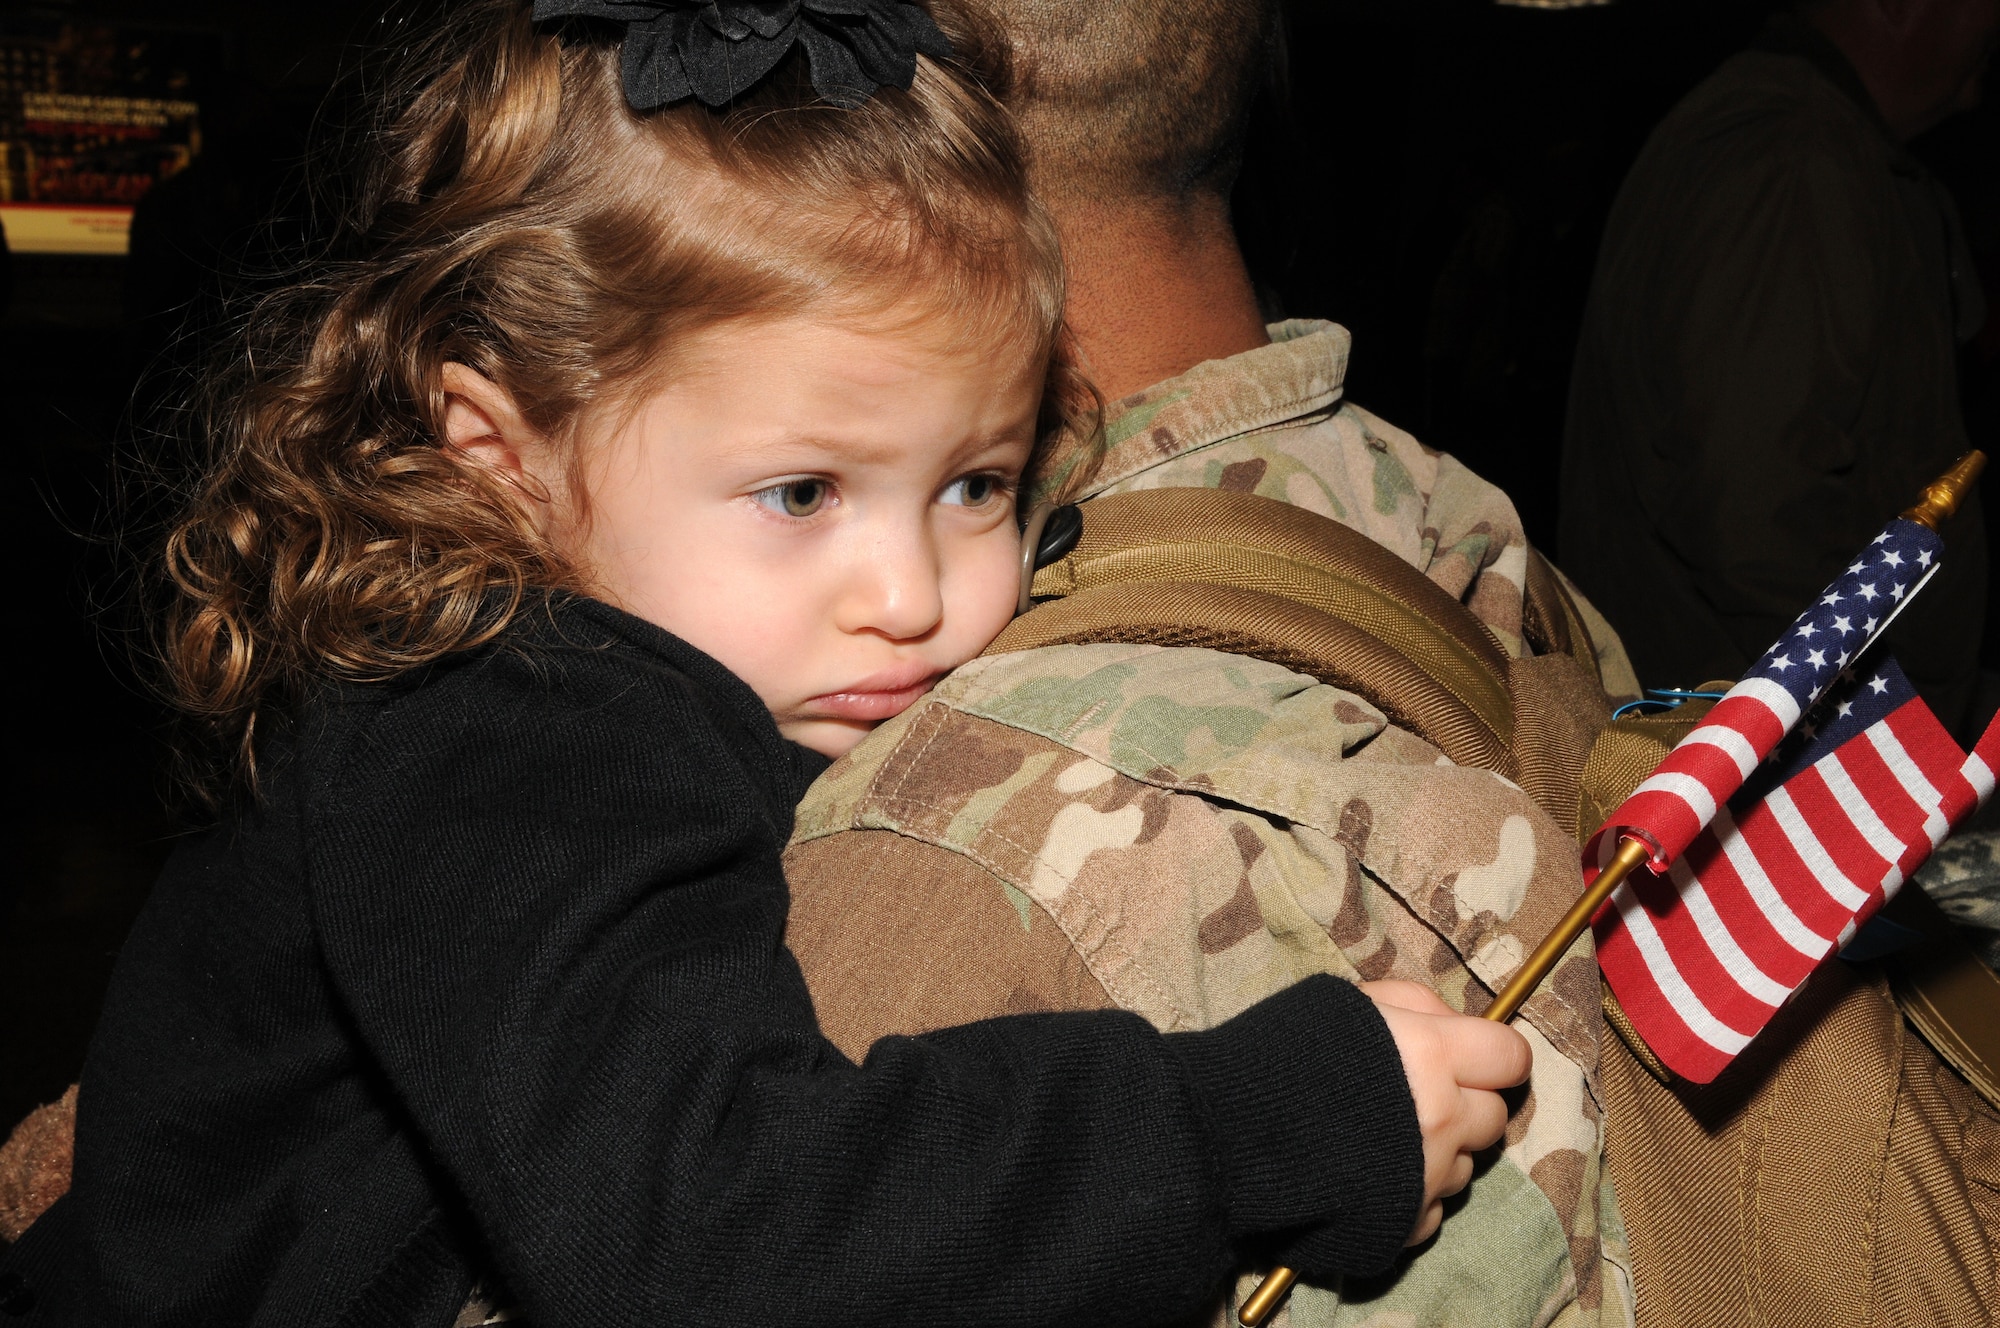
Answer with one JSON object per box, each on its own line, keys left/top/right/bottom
{"left": 453, "top": 1287, "right": 518, "bottom": 1327}
{"left": 1030, "top": 320, "right": 1640, "bottom": 698}
{"left": 790, "top": 324, "right": 1639, "bottom": 1328}
{"left": 795, "top": 646, "right": 1632, "bottom": 1328}
{"left": 1919, "top": 825, "right": 2000, "bottom": 970}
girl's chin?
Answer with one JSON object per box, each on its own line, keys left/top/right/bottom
{"left": 778, "top": 716, "right": 879, "bottom": 759}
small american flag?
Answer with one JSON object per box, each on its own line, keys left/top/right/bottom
{"left": 1593, "top": 658, "right": 1996, "bottom": 1081}
{"left": 1599, "top": 517, "right": 1944, "bottom": 869}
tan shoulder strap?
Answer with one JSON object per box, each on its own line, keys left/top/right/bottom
{"left": 1523, "top": 547, "right": 1600, "bottom": 678}
{"left": 1882, "top": 875, "right": 2000, "bottom": 1109}
{"left": 987, "top": 489, "right": 1638, "bottom": 818}
{"left": 985, "top": 489, "right": 1522, "bottom": 776}
{"left": 984, "top": 488, "right": 1722, "bottom": 836}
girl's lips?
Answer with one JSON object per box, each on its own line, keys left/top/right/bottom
{"left": 802, "top": 672, "right": 942, "bottom": 722}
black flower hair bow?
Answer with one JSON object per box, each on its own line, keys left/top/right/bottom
{"left": 531, "top": 0, "right": 952, "bottom": 110}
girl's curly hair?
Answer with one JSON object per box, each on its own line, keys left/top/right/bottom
{"left": 152, "top": 0, "right": 1098, "bottom": 802}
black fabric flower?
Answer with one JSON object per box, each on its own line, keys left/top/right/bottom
{"left": 530, "top": 0, "right": 952, "bottom": 110}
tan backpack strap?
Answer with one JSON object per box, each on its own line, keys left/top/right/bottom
{"left": 985, "top": 487, "right": 1661, "bottom": 835}
{"left": 984, "top": 489, "right": 1520, "bottom": 774}
{"left": 1522, "top": 548, "right": 1601, "bottom": 683}
{"left": 989, "top": 580, "right": 1518, "bottom": 775}
{"left": 1880, "top": 880, "right": 2000, "bottom": 1110}
{"left": 1573, "top": 686, "right": 1730, "bottom": 835}
{"left": 1580, "top": 687, "right": 1781, "bottom": 1088}
{"left": 1506, "top": 653, "right": 1613, "bottom": 841}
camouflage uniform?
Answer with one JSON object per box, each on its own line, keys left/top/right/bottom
{"left": 784, "top": 322, "right": 1641, "bottom": 1328}
{"left": 1919, "top": 826, "right": 2000, "bottom": 971}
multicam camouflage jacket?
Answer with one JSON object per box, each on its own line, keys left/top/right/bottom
{"left": 783, "top": 322, "right": 1643, "bottom": 1328}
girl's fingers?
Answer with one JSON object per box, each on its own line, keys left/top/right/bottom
{"left": 1458, "top": 1085, "right": 1512, "bottom": 1154}
{"left": 1408, "top": 1199, "right": 1444, "bottom": 1246}
{"left": 1449, "top": 1018, "right": 1533, "bottom": 1091}
{"left": 1359, "top": 978, "right": 1454, "bottom": 1017}
{"left": 1442, "top": 1150, "right": 1475, "bottom": 1198}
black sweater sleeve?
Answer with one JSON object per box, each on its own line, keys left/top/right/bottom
{"left": 300, "top": 605, "right": 1420, "bottom": 1326}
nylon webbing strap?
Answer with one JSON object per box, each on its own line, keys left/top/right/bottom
{"left": 1883, "top": 883, "right": 2000, "bottom": 1110}
{"left": 989, "top": 581, "right": 1517, "bottom": 775}
{"left": 984, "top": 490, "right": 1519, "bottom": 774}
{"left": 982, "top": 488, "right": 1705, "bottom": 831}
{"left": 1523, "top": 548, "right": 1599, "bottom": 678}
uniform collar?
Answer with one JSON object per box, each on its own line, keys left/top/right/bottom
{"left": 1051, "top": 320, "right": 1353, "bottom": 502}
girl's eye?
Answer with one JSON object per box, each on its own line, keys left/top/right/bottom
{"left": 941, "top": 474, "right": 1002, "bottom": 508}
{"left": 754, "top": 479, "right": 830, "bottom": 518}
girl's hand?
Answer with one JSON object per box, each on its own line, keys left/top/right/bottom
{"left": 1360, "top": 979, "right": 1531, "bottom": 1244}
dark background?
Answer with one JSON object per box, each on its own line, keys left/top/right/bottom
{"left": 5, "top": 0, "right": 1997, "bottom": 1131}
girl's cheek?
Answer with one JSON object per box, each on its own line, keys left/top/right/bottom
{"left": 960, "top": 534, "right": 1026, "bottom": 648}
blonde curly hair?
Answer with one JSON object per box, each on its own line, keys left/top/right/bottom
{"left": 154, "top": 0, "right": 1096, "bottom": 799}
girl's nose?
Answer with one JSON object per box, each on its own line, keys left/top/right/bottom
{"left": 833, "top": 521, "right": 944, "bottom": 642}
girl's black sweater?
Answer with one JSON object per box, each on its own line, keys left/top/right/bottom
{"left": 2, "top": 597, "right": 1421, "bottom": 1327}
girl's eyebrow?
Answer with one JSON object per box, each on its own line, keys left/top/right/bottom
{"left": 728, "top": 427, "right": 1034, "bottom": 471}
{"left": 727, "top": 434, "right": 905, "bottom": 467}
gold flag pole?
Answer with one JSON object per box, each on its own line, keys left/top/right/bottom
{"left": 1239, "top": 451, "right": 1986, "bottom": 1328}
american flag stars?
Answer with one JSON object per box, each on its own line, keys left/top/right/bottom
{"left": 1747, "top": 516, "right": 1943, "bottom": 714}
{"left": 1613, "top": 518, "right": 1946, "bottom": 872}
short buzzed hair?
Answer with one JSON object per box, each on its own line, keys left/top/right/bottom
{"left": 943, "top": 0, "right": 1278, "bottom": 203}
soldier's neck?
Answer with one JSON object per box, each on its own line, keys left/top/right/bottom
{"left": 1049, "top": 192, "right": 1270, "bottom": 404}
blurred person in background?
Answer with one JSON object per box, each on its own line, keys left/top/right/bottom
{"left": 1561, "top": 0, "right": 1996, "bottom": 736}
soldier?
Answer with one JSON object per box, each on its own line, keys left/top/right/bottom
{"left": 786, "top": 3, "right": 1636, "bottom": 1324}
{"left": 782, "top": 3, "right": 1999, "bottom": 1326}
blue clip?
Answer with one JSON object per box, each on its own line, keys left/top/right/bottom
{"left": 1611, "top": 688, "right": 1730, "bottom": 722}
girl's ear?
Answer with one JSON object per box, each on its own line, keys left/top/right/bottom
{"left": 441, "top": 362, "right": 541, "bottom": 484}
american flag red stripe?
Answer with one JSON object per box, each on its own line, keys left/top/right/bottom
{"left": 1959, "top": 711, "right": 1999, "bottom": 812}
{"left": 1611, "top": 680, "right": 1800, "bottom": 865}
{"left": 1593, "top": 664, "right": 1987, "bottom": 1081}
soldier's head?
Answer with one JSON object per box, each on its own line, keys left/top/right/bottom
{"left": 940, "top": 0, "right": 1280, "bottom": 206}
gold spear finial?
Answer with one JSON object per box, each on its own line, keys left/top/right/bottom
{"left": 1901, "top": 451, "right": 1986, "bottom": 531}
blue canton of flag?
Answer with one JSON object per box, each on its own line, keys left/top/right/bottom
{"left": 1739, "top": 516, "right": 1944, "bottom": 721}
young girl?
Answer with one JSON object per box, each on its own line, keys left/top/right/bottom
{"left": 1, "top": 3, "right": 1525, "bottom": 1322}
